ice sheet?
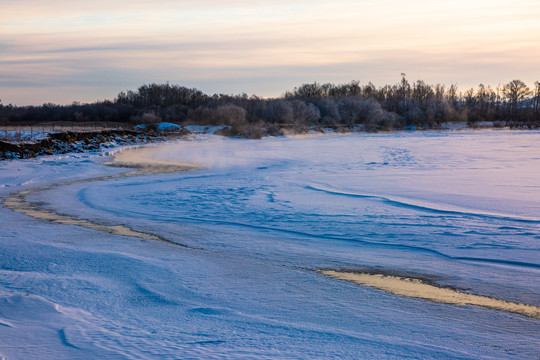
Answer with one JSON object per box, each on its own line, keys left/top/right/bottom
{"left": 1, "top": 130, "right": 539, "bottom": 359}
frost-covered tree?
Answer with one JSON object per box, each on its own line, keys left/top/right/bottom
{"left": 503, "top": 80, "right": 530, "bottom": 122}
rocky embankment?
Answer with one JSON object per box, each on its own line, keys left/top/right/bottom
{"left": 0, "top": 129, "right": 188, "bottom": 160}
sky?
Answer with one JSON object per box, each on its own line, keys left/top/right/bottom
{"left": 1, "top": 0, "right": 540, "bottom": 105}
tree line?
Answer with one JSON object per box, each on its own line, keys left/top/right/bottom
{"left": 2, "top": 77, "right": 540, "bottom": 138}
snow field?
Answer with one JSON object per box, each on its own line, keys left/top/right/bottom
{"left": 1, "top": 130, "right": 539, "bottom": 359}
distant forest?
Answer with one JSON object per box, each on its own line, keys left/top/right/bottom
{"left": 2, "top": 77, "right": 540, "bottom": 138}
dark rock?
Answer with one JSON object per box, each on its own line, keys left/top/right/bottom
{"left": 0, "top": 129, "right": 188, "bottom": 160}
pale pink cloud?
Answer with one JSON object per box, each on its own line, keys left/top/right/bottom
{"left": 1, "top": 0, "right": 539, "bottom": 104}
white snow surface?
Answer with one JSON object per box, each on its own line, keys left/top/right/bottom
{"left": 156, "top": 122, "right": 183, "bottom": 132}
{"left": 1, "top": 130, "right": 540, "bottom": 359}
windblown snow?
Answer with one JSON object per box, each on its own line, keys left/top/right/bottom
{"left": 1, "top": 130, "right": 539, "bottom": 359}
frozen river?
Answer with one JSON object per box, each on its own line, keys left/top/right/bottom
{"left": 1, "top": 130, "right": 539, "bottom": 359}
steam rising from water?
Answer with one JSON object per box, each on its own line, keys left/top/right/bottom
{"left": 107, "top": 145, "right": 203, "bottom": 174}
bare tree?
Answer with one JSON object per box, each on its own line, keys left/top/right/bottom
{"left": 534, "top": 81, "right": 540, "bottom": 122}
{"left": 502, "top": 80, "right": 530, "bottom": 123}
